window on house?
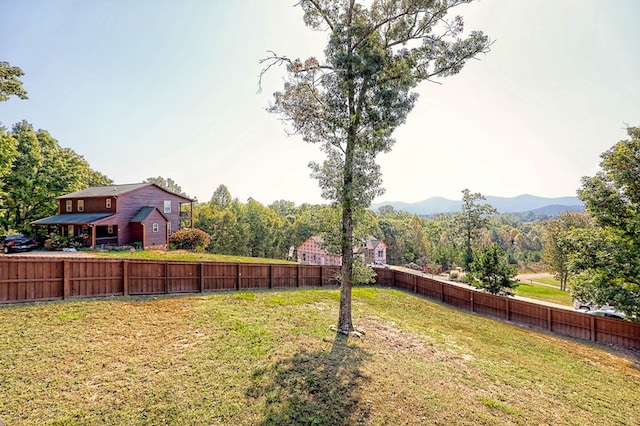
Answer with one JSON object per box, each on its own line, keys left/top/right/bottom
{"left": 107, "top": 225, "right": 113, "bottom": 234}
{"left": 153, "top": 223, "right": 159, "bottom": 232}
{"left": 68, "top": 225, "right": 74, "bottom": 237}
{"left": 106, "top": 198, "right": 112, "bottom": 209}
{"left": 164, "top": 200, "right": 171, "bottom": 214}
{"left": 167, "top": 222, "right": 171, "bottom": 234}
{"left": 66, "top": 200, "right": 72, "bottom": 212}
{"left": 378, "top": 250, "right": 383, "bottom": 257}
{"left": 77, "top": 200, "right": 84, "bottom": 212}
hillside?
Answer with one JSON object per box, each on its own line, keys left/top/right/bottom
{"left": 372, "top": 194, "right": 584, "bottom": 216}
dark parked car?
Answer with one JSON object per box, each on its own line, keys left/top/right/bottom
{"left": 0, "top": 234, "right": 37, "bottom": 254}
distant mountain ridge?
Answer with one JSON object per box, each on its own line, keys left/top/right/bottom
{"left": 371, "top": 194, "right": 584, "bottom": 216}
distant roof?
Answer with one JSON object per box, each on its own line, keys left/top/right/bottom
{"left": 365, "top": 238, "right": 383, "bottom": 249}
{"left": 130, "top": 206, "right": 168, "bottom": 223}
{"left": 57, "top": 183, "right": 193, "bottom": 201}
{"left": 32, "top": 213, "right": 114, "bottom": 225}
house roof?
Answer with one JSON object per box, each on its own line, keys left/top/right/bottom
{"left": 130, "top": 206, "right": 168, "bottom": 223}
{"left": 57, "top": 183, "right": 193, "bottom": 201}
{"left": 32, "top": 213, "right": 114, "bottom": 225}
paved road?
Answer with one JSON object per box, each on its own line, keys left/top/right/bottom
{"left": 2, "top": 249, "right": 92, "bottom": 257}
{"left": 516, "top": 272, "right": 553, "bottom": 281}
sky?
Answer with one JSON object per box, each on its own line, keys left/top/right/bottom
{"left": 1, "top": 0, "right": 639, "bottom": 206}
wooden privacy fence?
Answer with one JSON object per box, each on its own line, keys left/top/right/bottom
{"left": 0, "top": 257, "right": 340, "bottom": 301}
{"left": 1, "top": 257, "right": 639, "bottom": 350}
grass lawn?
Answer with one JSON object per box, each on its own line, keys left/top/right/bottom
{"left": 513, "top": 282, "right": 574, "bottom": 306}
{"left": 91, "top": 249, "right": 296, "bottom": 264}
{"left": 1, "top": 288, "right": 638, "bottom": 425}
{"left": 533, "top": 277, "right": 561, "bottom": 287}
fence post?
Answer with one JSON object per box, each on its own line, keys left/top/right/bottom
{"left": 164, "top": 262, "right": 169, "bottom": 294}
{"left": 236, "top": 264, "right": 241, "bottom": 291}
{"left": 296, "top": 265, "right": 300, "bottom": 287}
{"left": 320, "top": 266, "right": 324, "bottom": 287}
{"left": 199, "top": 262, "right": 205, "bottom": 293}
{"left": 590, "top": 315, "right": 596, "bottom": 341}
{"left": 122, "top": 260, "right": 129, "bottom": 296}
{"left": 471, "top": 292, "right": 475, "bottom": 312}
{"left": 547, "top": 307, "right": 552, "bottom": 330}
{"left": 63, "top": 260, "right": 71, "bottom": 299}
{"left": 440, "top": 282, "right": 445, "bottom": 302}
{"left": 413, "top": 275, "right": 417, "bottom": 294}
{"left": 505, "top": 298, "right": 510, "bottom": 320}
{"left": 269, "top": 264, "right": 273, "bottom": 289}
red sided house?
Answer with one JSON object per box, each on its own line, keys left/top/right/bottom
{"left": 359, "top": 237, "right": 387, "bottom": 264}
{"left": 32, "top": 183, "right": 193, "bottom": 249}
{"left": 296, "top": 236, "right": 342, "bottom": 266}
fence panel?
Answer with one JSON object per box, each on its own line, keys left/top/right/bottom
{"left": 298, "top": 265, "right": 322, "bottom": 287}
{"left": 69, "top": 259, "right": 123, "bottom": 297}
{"left": 271, "top": 265, "right": 298, "bottom": 289}
{"left": 322, "top": 266, "right": 341, "bottom": 286}
{"left": 239, "top": 264, "right": 271, "bottom": 290}
{"left": 442, "top": 284, "right": 472, "bottom": 310}
{"left": 0, "top": 258, "right": 63, "bottom": 303}
{"left": 415, "top": 276, "right": 443, "bottom": 300}
{"left": 394, "top": 272, "right": 415, "bottom": 292}
{"left": 507, "top": 299, "right": 549, "bottom": 329}
{"left": 203, "top": 263, "right": 238, "bottom": 291}
{"left": 472, "top": 292, "right": 508, "bottom": 319}
{"left": 167, "top": 262, "right": 200, "bottom": 293}
{"left": 128, "top": 261, "right": 167, "bottom": 294}
{"left": 595, "top": 316, "right": 640, "bottom": 348}
{"left": 374, "top": 268, "right": 395, "bottom": 287}
{"left": 550, "top": 309, "right": 591, "bottom": 341}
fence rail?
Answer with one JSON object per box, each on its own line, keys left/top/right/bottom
{"left": 1, "top": 257, "right": 638, "bottom": 349}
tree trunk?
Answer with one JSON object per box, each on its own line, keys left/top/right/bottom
{"left": 338, "top": 138, "right": 355, "bottom": 334}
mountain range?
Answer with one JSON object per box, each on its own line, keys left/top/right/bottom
{"left": 371, "top": 194, "right": 585, "bottom": 216}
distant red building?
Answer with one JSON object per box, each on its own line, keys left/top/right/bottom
{"left": 33, "top": 183, "right": 193, "bottom": 248}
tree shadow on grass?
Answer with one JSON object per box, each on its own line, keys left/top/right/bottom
{"left": 247, "top": 333, "right": 370, "bottom": 425}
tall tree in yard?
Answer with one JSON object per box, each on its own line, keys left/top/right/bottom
{"left": 565, "top": 126, "right": 640, "bottom": 319}
{"left": 263, "top": 0, "right": 490, "bottom": 333}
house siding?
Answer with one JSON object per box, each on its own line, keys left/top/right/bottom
{"left": 140, "top": 209, "right": 168, "bottom": 247}
{"left": 296, "top": 237, "right": 342, "bottom": 266}
{"left": 59, "top": 197, "right": 115, "bottom": 214}
{"left": 44, "top": 183, "right": 192, "bottom": 247}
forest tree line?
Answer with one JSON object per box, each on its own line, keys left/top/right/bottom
{"left": 0, "top": 120, "right": 568, "bottom": 272}
{"left": 1, "top": 120, "right": 638, "bottom": 319}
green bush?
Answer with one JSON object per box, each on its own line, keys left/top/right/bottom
{"left": 168, "top": 228, "right": 211, "bottom": 251}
